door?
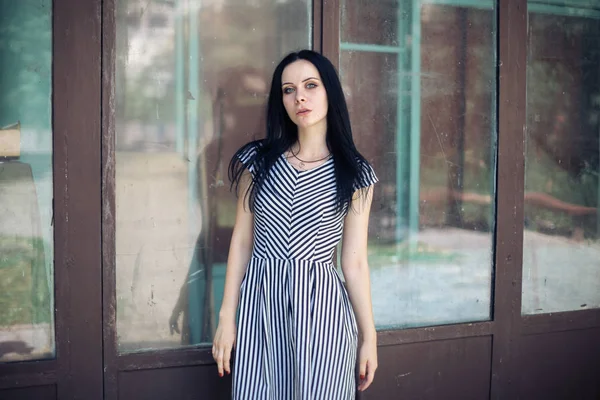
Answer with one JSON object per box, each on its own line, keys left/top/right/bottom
{"left": 335, "top": 1, "right": 498, "bottom": 398}
{"left": 335, "top": 1, "right": 600, "bottom": 398}
{"left": 0, "top": 1, "right": 103, "bottom": 399}
{"left": 103, "top": 0, "right": 317, "bottom": 397}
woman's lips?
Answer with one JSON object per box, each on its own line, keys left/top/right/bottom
{"left": 297, "top": 109, "right": 311, "bottom": 116}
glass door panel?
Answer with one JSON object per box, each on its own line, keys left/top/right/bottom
{"left": 340, "top": 0, "right": 497, "bottom": 329}
{"left": 115, "top": 0, "right": 312, "bottom": 352}
{"left": 522, "top": 1, "right": 600, "bottom": 314}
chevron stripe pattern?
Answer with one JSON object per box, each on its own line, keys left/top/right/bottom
{"left": 232, "top": 144, "right": 378, "bottom": 400}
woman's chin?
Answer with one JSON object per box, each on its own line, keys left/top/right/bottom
{"left": 295, "top": 120, "right": 312, "bottom": 129}
{"left": 294, "top": 117, "right": 325, "bottom": 130}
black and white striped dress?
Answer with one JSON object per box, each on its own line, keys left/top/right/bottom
{"left": 233, "top": 144, "right": 378, "bottom": 400}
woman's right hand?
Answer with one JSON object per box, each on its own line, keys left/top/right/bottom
{"left": 212, "top": 318, "right": 237, "bottom": 377}
{"left": 212, "top": 169, "right": 253, "bottom": 378}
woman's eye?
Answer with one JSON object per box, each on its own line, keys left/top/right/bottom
{"left": 283, "top": 87, "right": 295, "bottom": 94}
{"left": 306, "top": 82, "right": 317, "bottom": 89}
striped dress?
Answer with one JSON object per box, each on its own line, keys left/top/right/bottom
{"left": 233, "top": 144, "right": 378, "bottom": 400}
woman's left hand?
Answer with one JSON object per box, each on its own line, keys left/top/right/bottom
{"left": 357, "top": 335, "right": 378, "bottom": 391}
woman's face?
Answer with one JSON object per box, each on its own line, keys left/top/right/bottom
{"left": 281, "top": 60, "right": 328, "bottom": 130}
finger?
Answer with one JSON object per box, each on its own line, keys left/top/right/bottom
{"left": 212, "top": 345, "right": 217, "bottom": 361}
{"left": 358, "top": 359, "right": 367, "bottom": 381}
{"left": 216, "top": 349, "right": 224, "bottom": 377}
{"left": 223, "top": 346, "right": 232, "bottom": 375}
{"left": 360, "top": 369, "right": 375, "bottom": 391}
{"left": 364, "top": 365, "right": 377, "bottom": 390}
{"left": 359, "top": 363, "right": 377, "bottom": 391}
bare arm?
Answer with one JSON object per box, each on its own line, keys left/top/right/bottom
{"left": 219, "top": 171, "right": 255, "bottom": 321}
{"left": 213, "top": 170, "right": 254, "bottom": 376}
{"left": 341, "top": 186, "right": 378, "bottom": 391}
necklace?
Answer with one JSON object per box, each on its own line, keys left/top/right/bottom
{"left": 289, "top": 147, "right": 331, "bottom": 169}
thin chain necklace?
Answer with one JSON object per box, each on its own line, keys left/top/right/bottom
{"left": 289, "top": 146, "right": 331, "bottom": 169}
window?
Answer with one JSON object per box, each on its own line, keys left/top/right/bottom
{"left": 340, "top": 0, "right": 497, "bottom": 329}
{"left": 115, "top": 0, "right": 312, "bottom": 352}
{"left": 522, "top": 1, "right": 600, "bottom": 314}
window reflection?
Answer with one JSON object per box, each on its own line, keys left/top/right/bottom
{"left": 0, "top": 0, "right": 54, "bottom": 362}
{"left": 115, "top": 0, "right": 311, "bottom": 352}
{"left": 341, "top": 1, "right": 496, "bottom": 329}
{"left": 523, "top": 7, "right": 600, "bottom": 314}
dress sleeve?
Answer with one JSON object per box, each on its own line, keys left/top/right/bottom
{"left": 236, "top": 142, "right": 260, "bottom": 177}
{"left": 354, "top": 160, "right": 379, "bottom": 191}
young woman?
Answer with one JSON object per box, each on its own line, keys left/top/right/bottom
{"left": 212, "top": 50, "right": 378, "bottom": 399}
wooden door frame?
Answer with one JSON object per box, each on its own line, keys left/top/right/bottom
{"left": 0, "top": 0, "right": 104, "bottom": 399}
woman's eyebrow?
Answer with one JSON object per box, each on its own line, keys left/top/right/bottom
{"left": 282, "top": 77, "right": 321, "bottom": 86}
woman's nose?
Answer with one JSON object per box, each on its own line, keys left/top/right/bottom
{"left": 295, "top": 90, "right": 306, "bottom": 103}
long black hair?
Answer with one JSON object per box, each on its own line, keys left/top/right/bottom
{"left": 229, "top": 49, "right": 373, "bottom": 213}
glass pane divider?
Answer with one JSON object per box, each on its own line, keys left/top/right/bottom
{"left": 528, "top": 2, "right": 600, "bottom": 18}
{"left": 340, "top": 42, "right": 404, "bottom": 53}
{"left": 396, "top": 3, "right": 409, "bottom": 243}
{"left": 409, "top": 0, "right": 422, "bottom": 244}
{"left": 175, "top": 0, "right": 185, "bottom": 156}
{"left": 422, "top": 0, "right": 494, "bottom": 10}
{"left": 422, "top": 0, "right": 600, "bottom": 19}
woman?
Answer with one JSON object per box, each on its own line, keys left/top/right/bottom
{"left": 212, "top": 50, "right": 378, "bottom": 399}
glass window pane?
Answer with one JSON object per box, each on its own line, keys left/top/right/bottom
{"left": 340, "top": 1, "right": 497, "bottom": 329}
{"left": 115, "top": 0, "right": 312, "bottom": 352}
{"left": 522, "top": 4, "right": 600, "bottom": 315}
{"left": 0, "top": 0, "right": 54, "bottom": 362}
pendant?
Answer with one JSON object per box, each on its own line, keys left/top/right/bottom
{"left": 300, "top": 161, "right": 305, "bottom": 168}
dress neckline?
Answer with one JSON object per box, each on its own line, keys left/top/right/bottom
{"left": 280, "top": 153, "right": 334, "bottom": 174}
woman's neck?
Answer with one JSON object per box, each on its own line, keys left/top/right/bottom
{"left": 294, "top": 124, "right": 328, "bottom": 158}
